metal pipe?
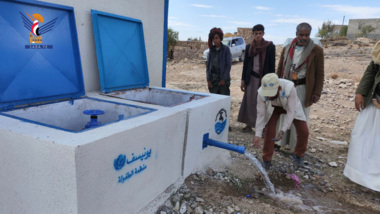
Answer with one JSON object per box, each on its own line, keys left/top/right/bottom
{"left": 202, "top": 133, "right": 245, "bottom": 154}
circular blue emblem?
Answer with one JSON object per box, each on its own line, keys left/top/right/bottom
{"left": 113, "top": 154, "right": 126, "bottom": 171}
{"left": 215, "top": 109, "right": 227, "bottom": 134}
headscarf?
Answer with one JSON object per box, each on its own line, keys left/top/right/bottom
{"left": 281, "top": 38, "right": 314, "bottom": 79}
{"left": 371, "top": 41, "right": 380, "bottom": 64}
{"left": 248, "top": 39, "right": 272, "bottom": 77}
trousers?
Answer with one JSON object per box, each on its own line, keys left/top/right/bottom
{"left": 263, "top": 107, "right": 309, "bottom": 161}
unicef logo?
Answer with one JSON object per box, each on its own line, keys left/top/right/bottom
{"left": 114, "top": 154, "right": 126, "bottom": 171}
{"left": 214, "top": 108, "right": 227, "bottom": 134}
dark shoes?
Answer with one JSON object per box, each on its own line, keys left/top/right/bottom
{"left": 242, "top": 125, "right": 253, "bottom": 133}
{"left": 261, "top": 160, "right": 272, "bottom": 170}
{"left": 291, "top": 154, "right": 305, "bottom": 167}
{"left": 274, "top": 144, "right": 281, "bottom": 152}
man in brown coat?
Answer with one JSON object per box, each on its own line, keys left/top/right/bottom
{"left": 275, "top": 22, "right": 324, "bottom": 150}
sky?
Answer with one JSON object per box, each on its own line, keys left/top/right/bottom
{"left": 168, "top": 0, "right": 380, "bottom": 45}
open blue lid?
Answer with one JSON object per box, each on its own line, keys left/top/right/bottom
{"left": 91, "top": 10, "right": 149, "bottom": 93}
{"left": 0, "top": 0, "right": 84, "bottom": 109}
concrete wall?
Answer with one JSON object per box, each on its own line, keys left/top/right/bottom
{"left": 172, "top": 41, "right": 208, "bottom": 61}
{"left": 347, "top": 19, "right": 380, "bottom": 40}
{"left": 42, "top": 0, "right": 165, "bottom": 91}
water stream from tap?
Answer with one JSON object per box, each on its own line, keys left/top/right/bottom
{"left": 244, "top": 151, "right": 275, "bottom": 194}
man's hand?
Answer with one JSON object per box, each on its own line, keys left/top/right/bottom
{"left": 218, "top": 80, "right": 225, "bottom": 86}
{"left": 312, "top": 94, "right": 320, "bottom": 103}
{"left": 253, "top": 137, "right": 261, "bottom": 149}
{"left": 207, "top": 81, "right": 212, "bottom": 88}
{"left": 273, "top": 130, "right": 284, "bottom": 141}
{"left": 373, "top": 99, "right": 380, "bottom": 109}
{"left": 355, "top": 94, "right": 365, "bottom": 112}
{"left": 240, "top": 81, "right": 246, "bottom": 92}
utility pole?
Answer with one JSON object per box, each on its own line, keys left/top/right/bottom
{"left": 342, "top": 16, "right": 345, "bottom": 25}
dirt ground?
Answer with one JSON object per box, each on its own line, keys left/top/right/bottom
{"left": 162, "top": 40, "right": 380, "bottom": 213}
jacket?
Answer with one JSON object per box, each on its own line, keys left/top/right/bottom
{"left": 241, "top": 43, "right": 276, "bottom": 85}
{"left": 356, "top": 61, "right": 380, "bottom": 107}
{"left": 206, "top": 44, "right": 231, "bottom": 81}
{"left": 255, "top": 79, "right": 306, "bottom": 137}
{"left": 277, "top": 43, "right": 324, "bottom": 108}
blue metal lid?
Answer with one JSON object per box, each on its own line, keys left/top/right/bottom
{"left": 91, "top": 10, "right": 149, "bottom": 93}
{"left": 0, "top": 0, "right": 84, "bottom": 109}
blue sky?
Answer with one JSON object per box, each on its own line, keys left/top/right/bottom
{"left": 168, "top": 0, "right": 380, "bottom": 44}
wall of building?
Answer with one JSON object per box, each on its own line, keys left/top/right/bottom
{"left": 172, "top": 41, "right": 209, "bottom": 61}
{"left": 44, "top": 0, "right": 166, "bottom": 91}
{"left": 171, "top": 28, "right": 253, "bottom": 62}
{"left": 347, "top": 19, "right": 380, "bottom": 40}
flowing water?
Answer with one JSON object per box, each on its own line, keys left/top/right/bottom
{"left": 244, "top": 151, "right": 276, "bottom": 194}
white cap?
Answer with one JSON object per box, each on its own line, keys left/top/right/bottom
{"left": 259, "top": 73, "right": 279, "bottom": 97}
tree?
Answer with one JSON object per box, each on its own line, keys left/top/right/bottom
{"left": 167, "top": 28, "right": 178, "bottom": 50}
{"left": 359, "top": 25, "right": 375, "bottom": 37}
{"left": 316, "top": 20, "right": 335, "bottom": 39}
{"left": 187, "top": 37, "right": 199, "bottom": 41}
{"left": 339, "top": 26, "right": 348, "bottom": 36}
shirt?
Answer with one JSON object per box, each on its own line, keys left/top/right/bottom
{"left": 255, "top": 86, "right": 298, "bottom": 138}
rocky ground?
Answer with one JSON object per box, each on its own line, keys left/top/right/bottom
{"left": 157, "top": 38, "right": 380, "bottom": 214}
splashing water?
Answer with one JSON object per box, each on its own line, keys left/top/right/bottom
{"left": 245, "top": 151, "right": 275, "bottom": 194}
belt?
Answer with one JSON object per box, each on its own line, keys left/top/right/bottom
{"left": 292, "top": 78, "right": 306, "bottom": 86}
{"left": 251, "top": 71, "right": 260, "bottom": 79}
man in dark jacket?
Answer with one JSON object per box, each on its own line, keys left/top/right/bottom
{"left": 237, "top": 24, "right": 276, "bottom": 132}
{"left": 206, "top": 27, "right": 232, "bottom": 95}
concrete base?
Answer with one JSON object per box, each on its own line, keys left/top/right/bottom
{"left": 0, "top": 90, "right": 232, "bottom": 214}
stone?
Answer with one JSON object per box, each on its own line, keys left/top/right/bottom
{"left": 320, "top": 180, "right": 328, "bottom": 186}
{"left": 165, "top": 200, "right": 173, "bottom": 208}
{"left": 328, "top": 162, "right": 338, "bottom": 167}
{"left": 180, "top": 202, "right": 187, "bottom": 214}
{"left": 173, "top": 201, "right": 180, "bottom": 211}
{"left": 196, "top": 197, "right": 204, "bottom": 202}
{"left": 316, "top": 137, "right": 326, "bottom": 141}
{"left": 227, "top": 206, "right": 235, "bottom": 214}
{"left": 194, "top": 207, "right": 204, "bottom": 214}
{"left": 330, "top": 140, "right": 348, "bottom": 145}
{"left": 310, "top": 148, "right": 317, "bottom": 153}
{"left": 172, "top": 195, "right": 181, "bottom": 203}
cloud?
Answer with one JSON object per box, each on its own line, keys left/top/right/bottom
{"left": 191, "top": 4, "right": 213, "bottom": 8}
{"left": 271, "top": 18, "right": 324, "bottom": 33}
{"left": 254, "top": 6, "right": 270, "bottom": 10}
{"left": 200, "top": 15, "right": 228, "bottom": 18}
{"left": 322, "top": 5, "right": 380, "bottom": 18}
{"left": 227, "top": 21, "right": 253, "bottom": 26}
{"left": 274, "top": 14, "right": 301, "bottom": 18}
{"left": 168, "top": 20, "right": 193, "bottom": 28}
{"left": 272, "top": 18, "right": 319, "bottom": 25}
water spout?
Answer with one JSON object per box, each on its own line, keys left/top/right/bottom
{"left": 202, "top": 133, "right": 245, "bottom": 154}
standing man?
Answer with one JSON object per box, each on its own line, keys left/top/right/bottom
{"left": 253, "top": 73, "right": 309, "bottom": 170}
{"left": 206, "top": 27, "right": 232, "bottom": 96}
{"left": 276, "top": 22, "right": 324, "bottom": 150}
{"left": 237, "top": 24, "right": 276, "bottom": 133}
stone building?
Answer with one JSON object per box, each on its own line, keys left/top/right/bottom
{"left": 347, "top": 18, "right": 380, "bottom": 40}
{"left": 237, "top": 27, "right": 253, "bottom": 44}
